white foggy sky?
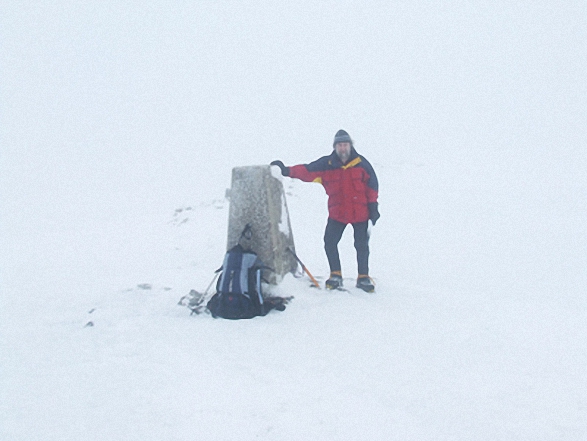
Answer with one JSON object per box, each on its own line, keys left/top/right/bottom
{"left": 1, "top": 1, "right": 586, "bottom": 292}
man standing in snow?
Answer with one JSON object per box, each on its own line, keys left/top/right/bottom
{"left": 271, "top": 129, "right": 380, "bottom": 292}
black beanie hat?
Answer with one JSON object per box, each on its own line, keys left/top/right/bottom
{"left": 333, "top": 129, "right": 352, "bottom": 147}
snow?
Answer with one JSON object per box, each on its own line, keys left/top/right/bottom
{"left": 1, "top": 1, "right": 586, "bottom": 440}
{"left": 278, "top": 193, "right": 291, "bottom": 238}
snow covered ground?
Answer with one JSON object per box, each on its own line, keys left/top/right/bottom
{"left": 1, "top": 1, "right": 586, "bottom": 440}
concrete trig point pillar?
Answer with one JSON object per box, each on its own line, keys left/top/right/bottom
{"left": 227, "top": 165, "right": 297, "bottom": 285}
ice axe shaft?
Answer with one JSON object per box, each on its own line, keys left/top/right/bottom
{"left": 287, "top": 247, "right": 321, "bottom": 288}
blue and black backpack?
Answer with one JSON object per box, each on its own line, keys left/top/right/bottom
{"left": 206, "top": 244, "right": 267, "bottom": 319}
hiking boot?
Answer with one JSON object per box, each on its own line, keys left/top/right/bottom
{"left": 325, "top": 272, "right": 343, "bottom": 290}
{"left": 356, "top": 275, "right": 375, "bottom": 292}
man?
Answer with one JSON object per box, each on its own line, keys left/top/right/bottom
{"left": 271, "top": 129, "right": 380, "bottom": 292}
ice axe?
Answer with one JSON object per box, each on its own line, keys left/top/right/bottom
{"left": 287, "top": 247, "right": 321, "bottom": 288}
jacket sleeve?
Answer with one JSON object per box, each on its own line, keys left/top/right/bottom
{"left": 360, "top": 156, "right": 379, "bottom": 203}
{"left": 288, "top": 155, "right": 330, "bottom": 183}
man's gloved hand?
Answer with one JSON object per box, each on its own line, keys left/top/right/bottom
{"left": 368, "top": 202, "right": 380, "bottom": 226}
{"left": 270, "top": 160, "right": 290, "bottom": 176}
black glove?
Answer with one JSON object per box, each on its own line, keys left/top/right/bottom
{"left": 368, "top": 202, "right": 380, "bottom": 225}
{"left": 270, "top": 160, "right": 290, "bottom": 176}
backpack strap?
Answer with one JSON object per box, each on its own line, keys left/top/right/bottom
{"left": 253, "top": 267, "right": 264, "bottom": 314}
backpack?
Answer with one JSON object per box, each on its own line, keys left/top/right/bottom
{"left": 207, "top": 244, "right": 266, "bottom": 319}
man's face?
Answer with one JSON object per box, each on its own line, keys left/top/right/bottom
{"left": 335, "top": 142, "right": 351, "bottom": 164}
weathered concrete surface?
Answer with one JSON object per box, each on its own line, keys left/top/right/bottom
{"left": 227, "top": 165, "right": 297, "bottom": 285}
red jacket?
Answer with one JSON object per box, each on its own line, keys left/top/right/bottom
{"left": 289, "top": 149, "right": 378, "bottom": 224}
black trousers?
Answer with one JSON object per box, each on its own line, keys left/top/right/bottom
{"left": 324, "top": 218, "right": 370, "bottom": 275}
